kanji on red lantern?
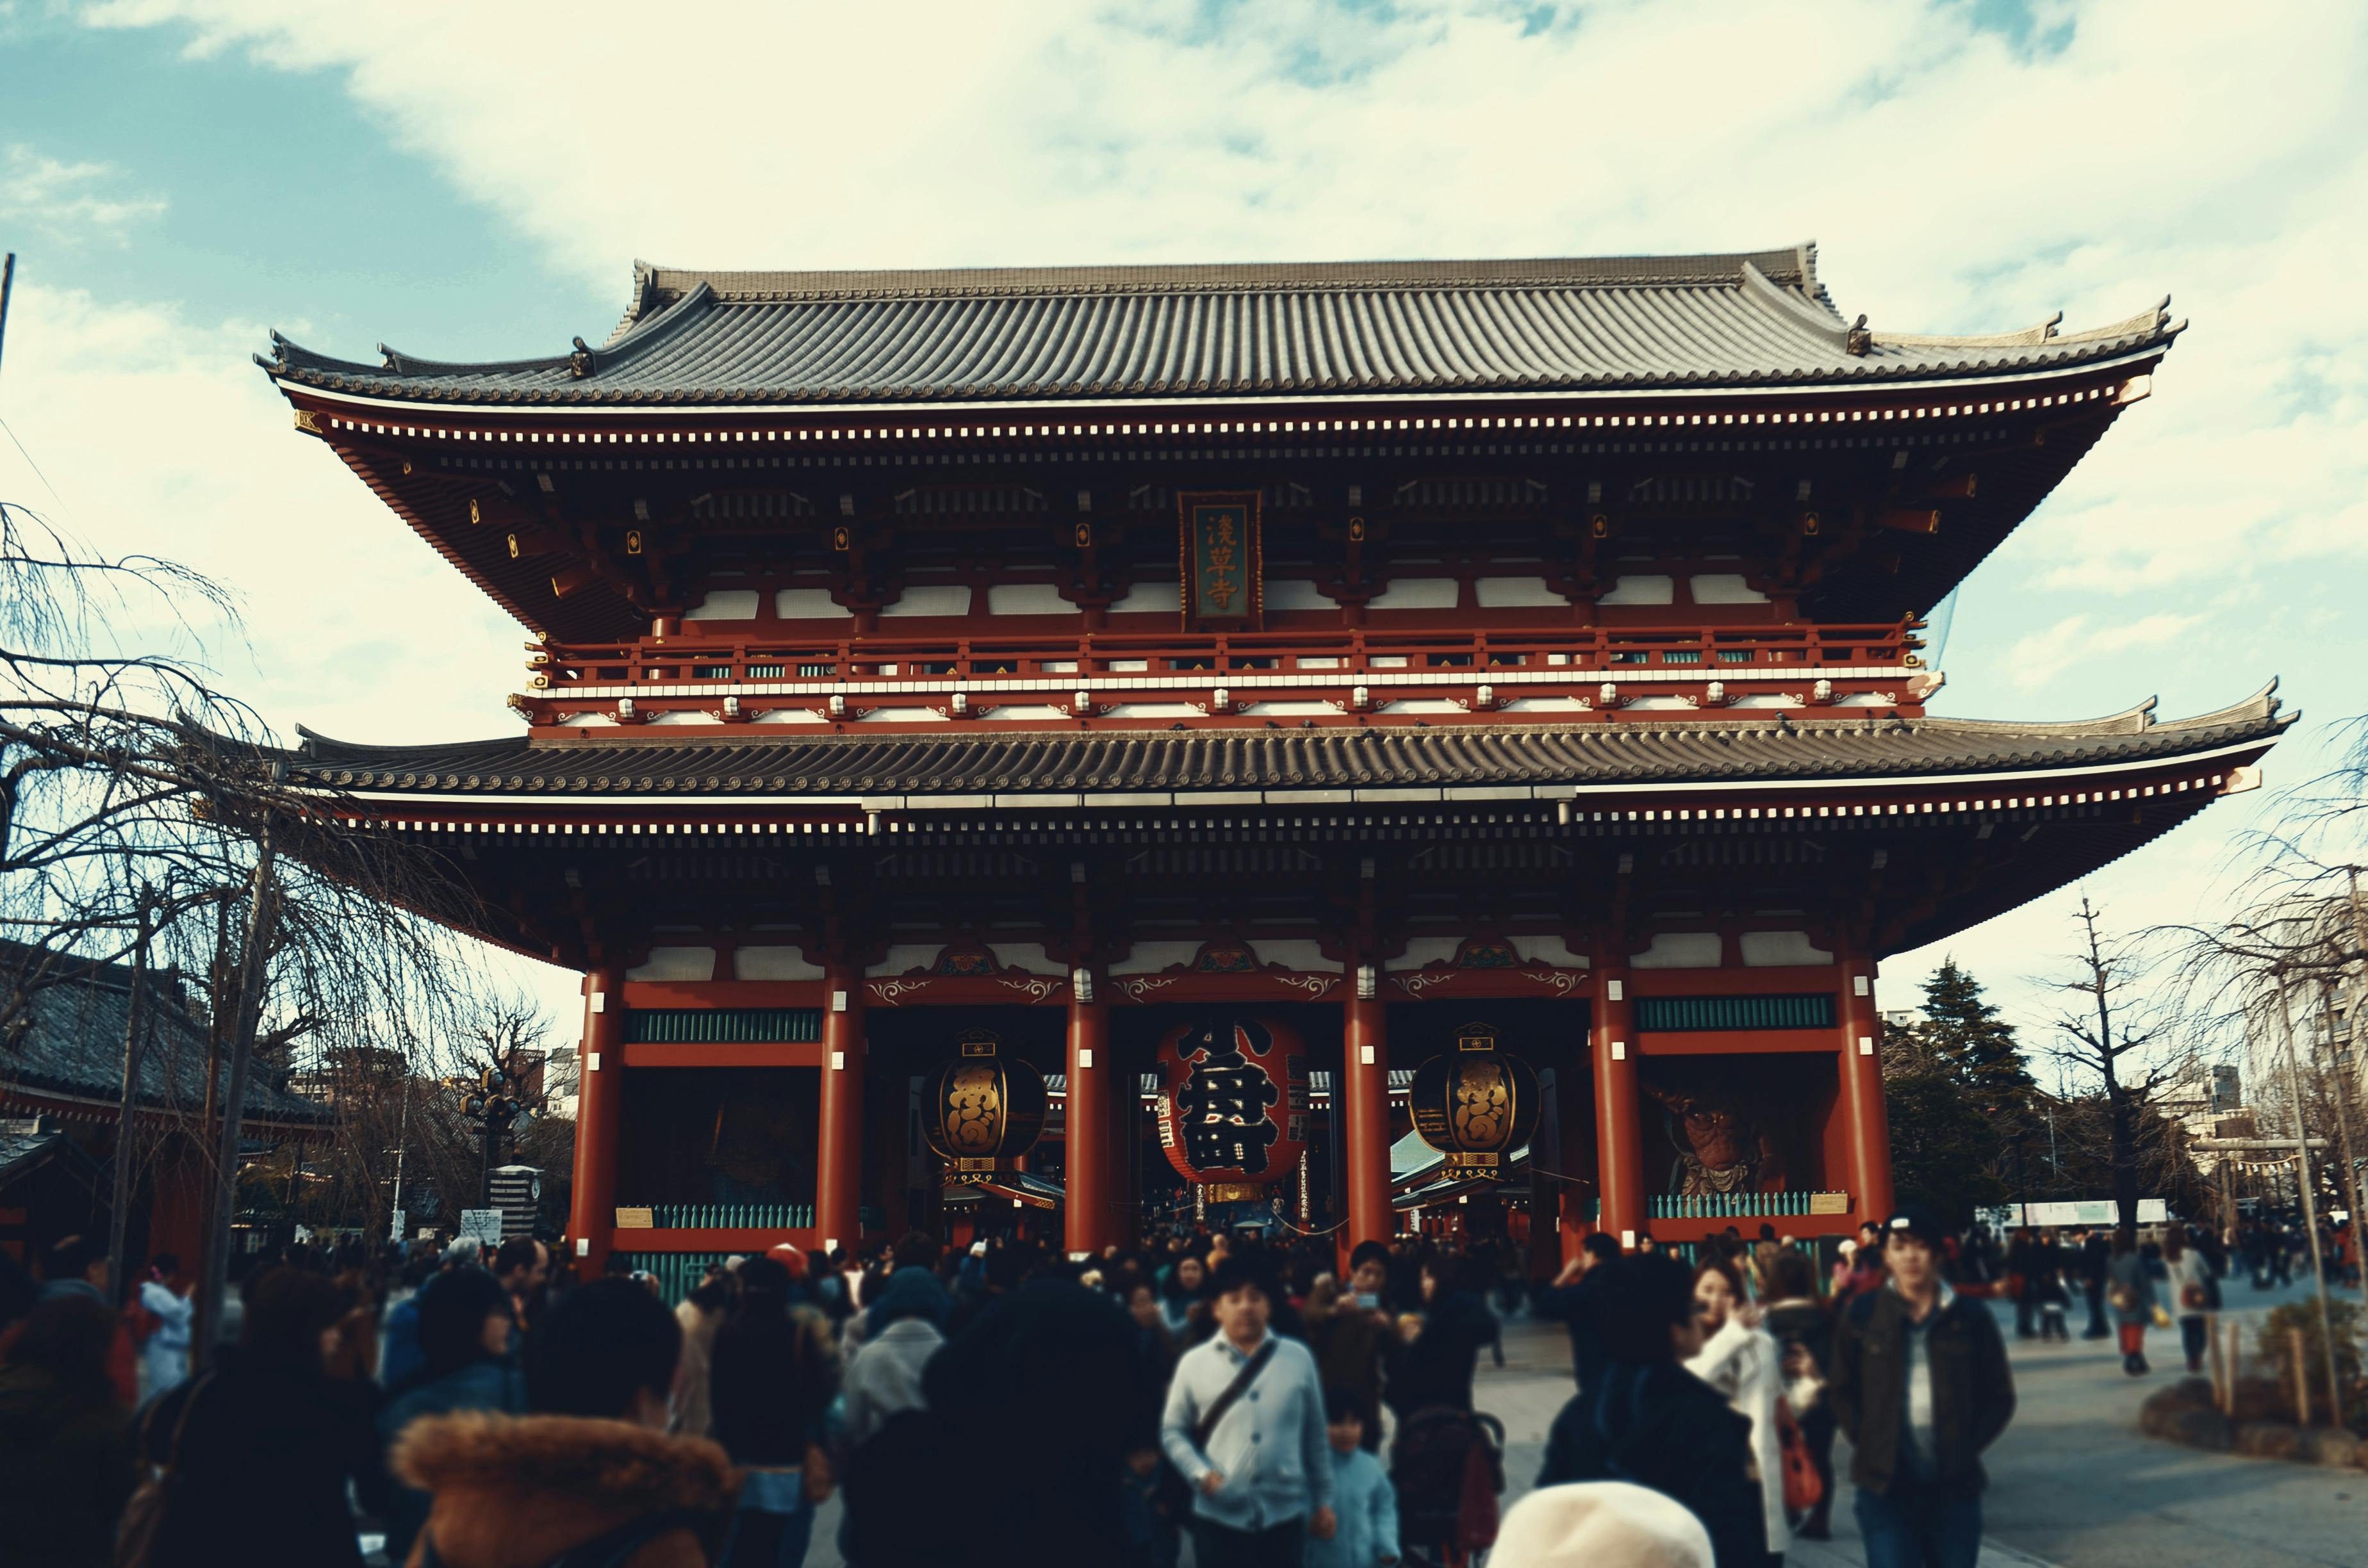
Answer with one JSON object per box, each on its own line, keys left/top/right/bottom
{"left": 1156, "top": 1014, "right": 1310, "bottom": 1187}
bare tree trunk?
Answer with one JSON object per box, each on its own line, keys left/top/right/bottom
{"left": 194, "top": 828, "right": 278, "bottom": 1370}
{"left": 104, "top": 895, "right": 154, "bottom": 1307}
{"left": 2075, "top": 904, "right": 2144, "bottom": 1249}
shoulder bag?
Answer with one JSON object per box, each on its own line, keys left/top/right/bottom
{"left": 1775, "top": 1395, "right": 1823, "bottom": 1514}
{"left": 1190, "top": 1339, "right": 1279, "bottom": 1452}
{"left": 115, "top": 1371, "right": 213, "bottom": 1568}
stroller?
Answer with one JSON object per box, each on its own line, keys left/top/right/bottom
{"left": 1390, "top": 1407, "right": 1507, "bottom": 1567}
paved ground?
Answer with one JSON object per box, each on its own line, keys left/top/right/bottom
{"left": 1972, "top": 1277, "right": 2367, "bottom": 1568}
{"left": 569, "top": 1276, "right": 2368, "bottom": 1567}
{"left": 1455, "top": 1277, "right": 2368, "bottom": 1568}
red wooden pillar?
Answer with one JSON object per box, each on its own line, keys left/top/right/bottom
{"left": 816, "top": 966, "right": 866, "bottom": 1254}
{"left": 568, "top": 965, "right": 625, "bottom": 1278}
{"left": 1838, "top": 948, "right": 1896, "bottom": 1223}
{"left": 1065, "top": 980, "right": 1115, "bottom": 1258}
{"left": 1591, "top": 956, "right": 1646, "bottom": 1248}
{"left": 1554, "top": 1062, "right": 1597, "bottom": 1267}
{"left": 1342, "top": 984, "right": 1392, "bottom": 1261}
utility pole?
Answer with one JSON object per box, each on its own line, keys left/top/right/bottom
{"left": 0, "top": 253, "right": 15, "bottom": 380}
{"left": 104, "top": 893, "right": 155, "bottom": 1307}
{"left": 2317, "top": 979, "right": 2366, "bottom": 1304}
{"left": 387, "top": 1060, "right": 413, "bottom": 1246}
{"left": 2276, "top": 977, "right": 2344, "bottom": 1424}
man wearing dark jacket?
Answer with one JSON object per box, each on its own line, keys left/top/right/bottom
{"left": 1532, "top": 1230, "right": 1622, "bottom": 1389}
{"left": 1830, "top": 1206, "right": 2016, "bottom": 1568}
{"left": 1538, "top": 1254, "right": 1765, "bottom": 1568}
{"left": 2079, "top": 1228, "right": 2113, "bottom": 1338}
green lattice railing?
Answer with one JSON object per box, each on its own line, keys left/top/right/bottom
{"left": 1634, "top": 994, "right": 1836, "bottom": 1033}
{"left": 623, "top": 1008, "right": 821, "bottom": 1044}
{"left": 1649, "top": 1191, "right": 1848, "bottom": 1220}
{"left": 627, "top": 1202, "right": 816, "bottom": 1229}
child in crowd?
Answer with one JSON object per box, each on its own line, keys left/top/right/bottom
{"left": 1308, "top": 1388, "right": 1400, "bottom": 1568}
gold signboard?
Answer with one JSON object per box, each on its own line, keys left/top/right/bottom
{"left": 1178, "top": 492, "right": 1262, "bottom": 630}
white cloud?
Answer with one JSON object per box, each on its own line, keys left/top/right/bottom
{"left": 49, "top": 0, "right": 2368, "bottom": 1027}
{"left": 0, "top": 143, "right": 167, "bottom": 244}
{"left": 0, "top": 281, "right": 525, "bottom": 747}
{"left": 0, "top": 281, "right": 577, "bottom": 1007}
{"left": 2006, "top": 611, "right": 2203, "bottom": 692}
{"left": 75, "top": 2, "right": 2368, "bottom": 589}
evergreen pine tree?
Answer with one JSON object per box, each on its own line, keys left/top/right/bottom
{"left": 1916, "top": 960, "right": 2036, "bottom": 1111}
{"left": 1880, "top": 959, "right": 2034, "bottom": 1225}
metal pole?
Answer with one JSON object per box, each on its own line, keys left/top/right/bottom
{"left": 386, "top": 1065, "right": 412, "bottom": 1246}
{"left": 2276, "top": 978, "right": 2344, "bottom": 1423}
{"left": 104, "top": 898, "right": 155, "bottom": 1307}
{"left": 2317, "top": 979, "right": 2367, "bottom": 1303}
{"left": 0, "top": 253, "right": 15, "bottom": 382}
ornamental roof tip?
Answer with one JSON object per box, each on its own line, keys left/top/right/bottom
{"left": 260, "top": 243, "right": 2181, "bottom": 411}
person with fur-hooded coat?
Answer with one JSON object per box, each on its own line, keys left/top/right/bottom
{"left": 391, "top": 1278, "right": 737, "bottom": 1568}
{"left": 391, "top": 1410, "right": 736, "bottom": 1568}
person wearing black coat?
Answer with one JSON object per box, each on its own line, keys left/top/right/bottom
{"left": 1761, "top": 1248, "right": 1839, "bottom": 1541}
{"left": 2079, "top": 1229, "right": 2113, "bottom": 1339}
{"left": 143, "top": 1267, "right": 390, "bottom": 1568}
{"left": 0, "top": 1293, "right": 136, "bottom": 1568}
{"left": 921, "top": 1271, "right": 1162, "bottom": 1568}
{"left": 1532, "top": 1232, "right": 1623, "bottom": 1390}
{"left": 709, "top": 1255, "right": 839, "bottom": 1568}
{"left": 1536, "top": 1254, "right": 1766, "bottom": 1568}
{"left": 1382, "top": 1257, "right": 1499, "bottom": 1419}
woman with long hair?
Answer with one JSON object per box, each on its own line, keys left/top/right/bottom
{"left": 1159, "top": 1251, "right": 1211, "bottom": 1339}
{"left": 1759, "top": 1248, "right": 1836, "bottom": 1542}
{"left": 143, "top": 1266, "right": 390, "bottom": 1567}
{"left": 711, "top": 1254, "right": 841, "bottom": 1568}
{"left": 1688, "top": 1257, "right": 1788, "bottom": 1566}
{"left": 375, "top": 1268, "right": 524, "bottom": 1564}
{"left": 2161, "top": 1228, "right": 2212, "bottom": 1375}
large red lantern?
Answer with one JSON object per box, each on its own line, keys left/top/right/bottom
{"left": 1156, "top": 1014, "right": 1310, "bottom": 1200}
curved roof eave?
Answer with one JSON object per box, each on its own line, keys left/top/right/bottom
{"left": 253, "top": 245, "right": 2178, "bottom": 414}
{"left": 267, "top": 338, "right": 2173, "bottom": 423}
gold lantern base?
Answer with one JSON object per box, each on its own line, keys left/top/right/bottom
{"left": 1201, "top": 1182, "right": 1269, "bottom": 1204}
{"left": 948, "top": 1157, "right": 998, "bottom": 1186}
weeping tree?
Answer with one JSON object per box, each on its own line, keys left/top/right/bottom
{"left": 2160, "top": 717, "right": 2368, "bottom": 1246}
{"left": 0, "top": 496, "right": 493, "bottom": 1354}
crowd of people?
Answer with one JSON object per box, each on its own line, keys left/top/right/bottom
{"left": 0, "top": 1203, "right": 2034, "bottom": 1568}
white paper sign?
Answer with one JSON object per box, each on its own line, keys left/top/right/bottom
{"left": 459, "top": 1209, "right": 505, "bottom": 1245}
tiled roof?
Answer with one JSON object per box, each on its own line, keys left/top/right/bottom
{"left": 0, "top": 1122, "right": 74, "bottom": 1182}
{"left": 290, "top": 687, "right": 2286, "bottom": 801}
{"left": 0, "top": 945, "right": 329, "bottom": 1123}
{"left": 260, "top": 245, "right": 2179, "bottom": 409}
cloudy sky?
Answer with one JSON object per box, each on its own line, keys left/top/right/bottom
{"left": 2, "top": 0, "right": 2362, "bottom": 1058}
